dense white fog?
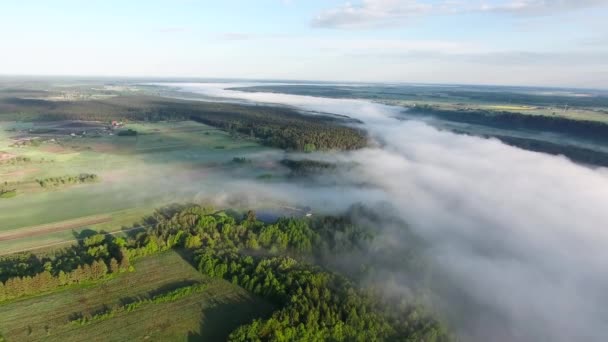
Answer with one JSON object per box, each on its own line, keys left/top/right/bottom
{"left": 167, "top": 82, "right": 608, "bottom": 342}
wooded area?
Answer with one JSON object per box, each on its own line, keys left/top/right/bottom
{"left": 0, "top": 205, "right": 448, "bottom": 341}
{"left": 0, "top": 94, "right": 367, "bottom": 151}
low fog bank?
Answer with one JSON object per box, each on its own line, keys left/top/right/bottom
{"left": 164, "top": 82, "right": 608, "bottom": 342}
{"left": 96, "top": 154, "right": 387, "bottom": 221}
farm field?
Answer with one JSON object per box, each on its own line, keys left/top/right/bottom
{"left": 0, "top": 207, "right": 152, "bottom": 256}
{"left": 0, "top": 250, "right": 275, "bottom": 341}
{"left": 0, "top": 120, "right": 277, "bottom": 233}
{"left": 0, "top": 118, "right": 290, "bottom": 260}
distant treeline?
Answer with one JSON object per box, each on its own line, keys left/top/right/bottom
{"left": 486, "top": 134, "right": 608, "bottom": 167}
{"left": 231, "top": 84, "right": 608, "bottom": 108}
{"left": 442, "top": 89, "right": 608, "bottom": 108}
{"left": 0, "top": 156, "right": 30, "bottom": 165}
{"left": 36, "top": 173, "right": 99, "bottom": 188}
{"left": 409, "top": 106, "right": 608, "bottom": 143}
{"left": 0, "top": 204, "right": 447, "bottom": 341}
{"left": 0, "top": 156, "right": 54, "bottom": 165}
{"left": 0, "top": 95, "right": 367, "bottom": 151}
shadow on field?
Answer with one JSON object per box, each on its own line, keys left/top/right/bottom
{"left": 119, "top": 279, "right": 203, "bottom": 306}
{"left": 173, "top": 246, "right": 276, "bottom": 342}
{"left": 186, "top": 299, "right": 272, "bottom": 342}
{"left": 148, "top": 280, "right": 202, "bottom": 298}
{"left": 174, "top": 246, "right": 199, "bottom": 268}
{"left": 72, "top": 228, "right": 100, "bottom": 240}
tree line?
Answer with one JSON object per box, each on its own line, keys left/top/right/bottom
{"left": 0, "top": 233, "right": 130, "bottom": 302}
{"left": 409, "top": 105, "right": 608, "bottom": 143}
{"left": 36, "top": 173, "right": 99, "bottom": 188}
{"left": 0, "top": 156, "right": 31, "bottom": 165}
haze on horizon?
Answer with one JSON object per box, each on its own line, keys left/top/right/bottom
{"left": 1, "top": 0, "right": 608, "bottom": 88}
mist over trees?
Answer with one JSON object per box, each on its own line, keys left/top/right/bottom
{"left": 0, "top": 204, "right": 448, "bottom": 341}
{"left": 185, "top": 84, "right": 608, "bottom": 342}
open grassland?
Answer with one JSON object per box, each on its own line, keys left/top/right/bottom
{"left": 1, "top": 120, "right": 263, "bottom": 183}
{"left": 0, "top": 208, "right": 153, "bottom": 256}
{"left": 0, "top": 250, "right": 274, "bottom": 341}
{"left": 0, "top": 120, "right": 274, "bottom": 233}
{"left": 0, "top": 214, "right": 112, "bottom": 241}
{"left": 0, "top": 119, "right": 282, "bottom": 261}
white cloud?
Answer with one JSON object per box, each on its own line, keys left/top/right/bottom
{"left": 306, "top": 37, "right": 484, "bottom": 54}
{"left": 481, "top": 0, "right": 608, "bottom": 15}
{"left": 312, "top": 0, "right": 608, "bottom": 29}
{"left": 312, "top": 0, "right": 432, "bottom": 29}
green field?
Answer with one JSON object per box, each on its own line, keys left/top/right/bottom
{"left": 0, "top": 250, "right": 275, "bottom": 341}
{"left": 0, "top": 120, "right": 279, "bottom": 254}
{"left": 0, "top": 208, "right": 152, "bottom": 256}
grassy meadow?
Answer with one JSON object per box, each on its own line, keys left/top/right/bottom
{"left": 0, "top": 250, "right": 274, "bottom": 341}
{"left": 0, "top": 120, "right": 278, "bottom": 254}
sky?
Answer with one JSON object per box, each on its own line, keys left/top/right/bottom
{"left": 1, "top": 0, "right": 607, "bottom": 88}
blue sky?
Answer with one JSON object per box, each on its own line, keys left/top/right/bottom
{"left": 1, "top": 0, "right": 607, "bottom": 87}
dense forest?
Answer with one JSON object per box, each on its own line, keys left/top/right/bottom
{"left": 408, "top": 106, "right": 608, "bottom": 143}
{"left": 231, "top": 84, "right": 608, "bottom": 107}
{"left": 0, "top": 204, "right": 448, "bottom": 341}
{"left": 0, "top": 93, "right": 367, "bottom": 151}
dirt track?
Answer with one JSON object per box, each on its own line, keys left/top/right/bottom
{"left": 0, "top": 224, "right": 147, "bottom": 257}
{"left": 0, "top": 215, "right": 113, "bottom": 242}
